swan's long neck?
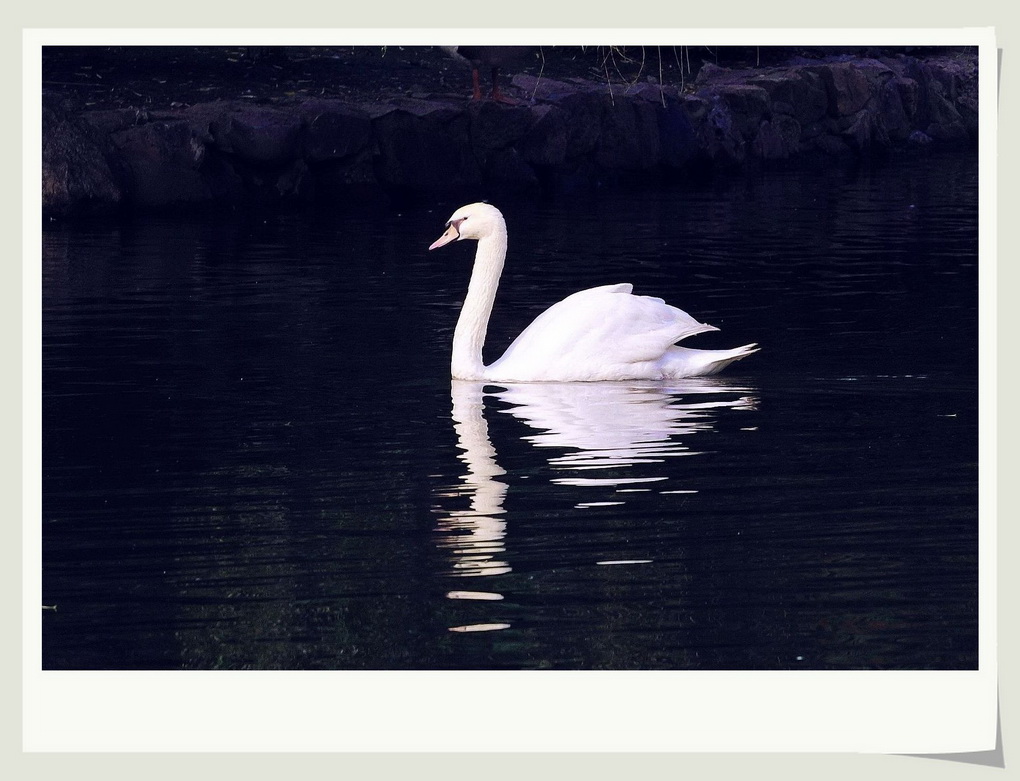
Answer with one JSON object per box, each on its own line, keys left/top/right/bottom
{"left": 452, "top": 226, "right": 507, "bottom": 380}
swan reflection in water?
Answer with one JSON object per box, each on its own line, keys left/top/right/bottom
{"left": 433, "top": 378, "right": 758, "bottom": 595}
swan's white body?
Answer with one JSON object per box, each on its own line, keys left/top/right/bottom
{"left": 429, "top": 203, "right": 758, "bottom": 382}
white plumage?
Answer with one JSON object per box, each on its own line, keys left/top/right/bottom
{"left": 428, "top": 202, "right": 758, "bottom": 382}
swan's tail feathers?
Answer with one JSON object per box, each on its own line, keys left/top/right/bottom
{"left": 662, "top": 343, "right": 760, "bottom": 378}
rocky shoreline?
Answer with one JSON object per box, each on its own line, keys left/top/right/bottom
{"left": 42, "top": 49, "right": 978, "bottom": 216}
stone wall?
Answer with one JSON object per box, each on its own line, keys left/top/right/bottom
{"left": 41, "top": 52, "right": 978, "bottom": 215}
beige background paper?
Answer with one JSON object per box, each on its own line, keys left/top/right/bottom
{"left": 7, "top": 0, "right": 1014, "bottom": 776}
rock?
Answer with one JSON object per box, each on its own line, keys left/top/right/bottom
{"left": 468, "top": 101, "right": 533, "bottom": 150}
{"left": 80, "top": 108, "right": 147, "bottom": 136}
{"left": 958, "top": 94, "right": 979, "bottom": 139}
{"left": 922, "top": 78, "right": 969, "bottom": 142}
{"left": 809, "top": 133, "right": 852, "bottom": 159}
{"left": 811, "top": 62, "right": 873, "bottom": 117}
{"left": 206, "top": 105, "right": 303, "bottom": 164}
{"left": 558, "top": 92, "right": 603, "bottom": 158}
{"left": 517, "top": 104, "right": 569, "bottom": 167}
{"left": 42, "top": 104, "right": 123, "bottom": 213}
{"left": 754, "top": 115, "right": 801, "bottom": 160}
{"left": 633, "top": 100, "right": 662, "bottom": 169}
{"left": 753, "top": 119, "right": 785, "bottom": 160}
{"left": 799, "top": 117, "right": 838, "bottom": 142}
{"left": 695, "top": 63, "right": 729, "bottom": 85}
{"left": 597, "top": 97, "right": 643, "bottom": 170}
{"left": 41, "top": 51, "right": 979, "bottom": 214}
{"left": 748, "top": 69, "right": 828, "bottom": 125}
{"left": 700, "top": 93, "right": 748, "bottom": 165}
{"left": 110, "top": 120, "right": 210, "bottom": 207}
{"left": 510, "top": 74, "right": 581, "bottom": 101}
{"left": 275, "top": 159, "right": 312, "bottom": 199}
{"left": 621, "top": 82, "right": 679, "bottom": 103}
{"left": 656, "top": 100, "right": 700, "bottom": 168}
{"left": 842, "top": 109, "right": 890, "bottom": 154}
{"left": 371, "top": 108, "right": 481, "bottom": 193}
{"left": 700, "top": 84, "right": 770, "bottom": 139}
{"left": 899, "top": 58, "right": 970, "bottom": 142}
{"left": 301, "top": 103, "right": 373, "bottom": 162}
{"left": 680, "top": 94, "right": 709, "bottom": 126}
{"left": 928, "top": 54, "right": 979, "bottom": 140}
{"left": 878, "top": 77, "right": 915, "bottom": 142}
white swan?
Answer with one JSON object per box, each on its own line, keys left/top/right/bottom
{"left": 428, "top": 202, "right": 759, "bottom": 382}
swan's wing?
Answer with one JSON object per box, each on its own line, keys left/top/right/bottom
{"left": 562, "top": 282, "right": 634, "bottom": 298}
{"left": 491, "top": 284, "right": 718, "bottom": 380}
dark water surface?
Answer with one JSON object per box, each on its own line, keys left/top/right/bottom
{"left": 41, "top": 155, "right": 980, "bottom": 669}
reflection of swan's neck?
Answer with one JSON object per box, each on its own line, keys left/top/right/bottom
{"left": 451, "top": 380, "right": 507, "bottom": 514}
{"left": 438, "top": 381, "right": 510, "bottom": 578}
{"left": 452, "top": 229, "right": 506, "bottom": 380}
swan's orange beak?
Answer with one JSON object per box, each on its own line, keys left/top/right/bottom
{"left": 429, "top": 222, "right": 460, "bottom": 250}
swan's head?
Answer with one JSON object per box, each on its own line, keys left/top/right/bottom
{"left": 428, "top": 202, "right": 505, "bottom": 250}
